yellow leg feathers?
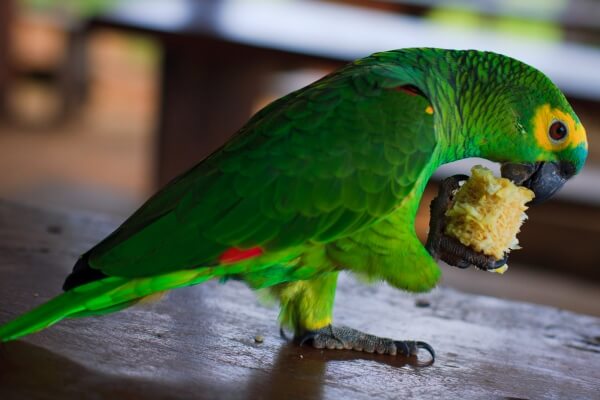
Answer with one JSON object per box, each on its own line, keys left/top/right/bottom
{"left": 272, "top": 272, "right": 339, "bottom": 334}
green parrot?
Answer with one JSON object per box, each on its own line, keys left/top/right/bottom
{"left": 0, "top": 48, "right": 588, "bottom": 360}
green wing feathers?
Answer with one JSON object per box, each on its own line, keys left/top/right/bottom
{"left": 0, "top": 50, "right": 441, "bottom": 342}
{"left": 89, "top": 61, "right": 438, "bottom": 278}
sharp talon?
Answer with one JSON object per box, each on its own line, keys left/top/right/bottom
{"left": 280, "top": 326, "right": 290, "bottom": 341}
{"left": 393, "top": 340, "right": 435, "bottom": 364}
{"left": 492, "top": 255, "right": 508, "bottom": 269}
{"left": 447, "top": 174, "right": 469, "bottom": 186}
{"left": 440, "top": 174, "right": 469, "bottom": 195}
{"left": 394, "top": 340, "right": 408, "bottom": 356}
{"left": 480, "top": 253, "right": 509, "bottom": 271}
{"left": 298, "top": 332, "right": 315, "bottom": 347}
{"left": 416, "top": 341, "right": 435, "bottom": 364}
{"left": 452, "top": 174, "right": 470, "bottom": 181}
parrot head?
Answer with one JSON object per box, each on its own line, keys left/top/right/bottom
{"left": 451, "top": 51, "right": 589, "bottom": 203}
{"left": 498, "top": 99, "right": 587, "bottom": 203}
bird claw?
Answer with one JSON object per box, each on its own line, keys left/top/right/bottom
{"left": 296, "top": 329, "right": 318, "bottom": 347}
{"left": 426, "top": 174, "right": 508, "bottom": 271}
{"left": 295, "top": 325, "right": 435, "bottom": 364}
{"left": 393, "top": 340, "right": 436, "bottom": 366}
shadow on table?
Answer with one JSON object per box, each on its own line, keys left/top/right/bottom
{"left": 0, "top": 338, "right": 432, "bottom": 399}
{"left": 244, "top": 341, "right": 429, "bottom": 400}
{"left": 0, "top": 341, "right": 187, "bottom": 399}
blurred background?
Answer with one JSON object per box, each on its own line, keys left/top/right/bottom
{"left": 0, "top": 0, "right": 598, "bottom": 315}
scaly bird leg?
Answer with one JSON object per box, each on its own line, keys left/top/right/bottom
{"left": 426, "top": 174, "right": 507, "bottom": 271}
{"left": 295, "top": 325, "right": 435, "bottom": 362}
{"left": 275, "top": 274, "right": 435, "bottom": 364}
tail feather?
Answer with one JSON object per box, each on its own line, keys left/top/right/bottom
{"left": 0, "top": 291, "right": 86, "bottom": 342}
{"left": 0, "top": 268, "right": 216, "bottom": 343}
{"left": 0, "top": 277, "right": 127, "bottom": 343}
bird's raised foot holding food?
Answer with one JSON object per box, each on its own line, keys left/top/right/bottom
{"left": 426, "top": 174, "right": 508, "bottom": 272}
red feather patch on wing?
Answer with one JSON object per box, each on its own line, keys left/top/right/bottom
{"left": 392, "top": 85, "right": 425, "bottom": 97}
{"left": 219, "top": 247, "right": 263, "bottom": 264}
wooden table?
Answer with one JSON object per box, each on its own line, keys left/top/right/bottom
{"left": 1, "top": 200, "right": 599, "bottom": 399}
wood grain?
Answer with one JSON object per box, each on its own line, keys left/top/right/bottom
{"left": 0, "top": 200, "right": 599, "bottom": 399}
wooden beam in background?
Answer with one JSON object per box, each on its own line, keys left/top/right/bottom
{"left": 0, "top": 0, "right": 13, "bottom": 119}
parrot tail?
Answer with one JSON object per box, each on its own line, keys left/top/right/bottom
{"left": 0, "top": 268, "right": 215, "bottom": 343}
{"left": 0, "top": 291, "right": 88, "bottom": 342}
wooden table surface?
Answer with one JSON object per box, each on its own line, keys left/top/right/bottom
{"left": 0, "top": 200, "right": 599, "bottom": 399}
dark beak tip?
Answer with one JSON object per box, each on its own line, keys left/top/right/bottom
{"left": 501, "top": 161, "right": 574, "bottom": 204}
{"left": 529, "top": 188, "right": 558, "bottom": 204}
{"left": 528, "top": 162, "right": 569, "bottom": 203}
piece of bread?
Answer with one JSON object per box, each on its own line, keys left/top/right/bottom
{"left": 444, "top": 165, "right": 535, "bottom": 264}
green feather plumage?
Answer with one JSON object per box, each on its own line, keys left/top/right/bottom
{"left": 0, "top": 48, "right": 587, "bottom": 342}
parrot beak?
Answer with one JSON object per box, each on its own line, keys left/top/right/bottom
{"left": 500, "top": 161, "right": 576, "bottom": 204}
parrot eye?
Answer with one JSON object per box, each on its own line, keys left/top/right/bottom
{"left": 548, "top": 120, "right": 568, "bottom": 142}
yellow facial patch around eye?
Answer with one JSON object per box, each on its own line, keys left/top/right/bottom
{"left": 532, "top": 104, "right": 588, "bottom": 152}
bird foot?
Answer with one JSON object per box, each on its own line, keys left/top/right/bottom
{"left": 295, "top": 325, "right": 434, "bottom": 363}
{"left": 426, "top": 174, "right": 508, "bottom": 271}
